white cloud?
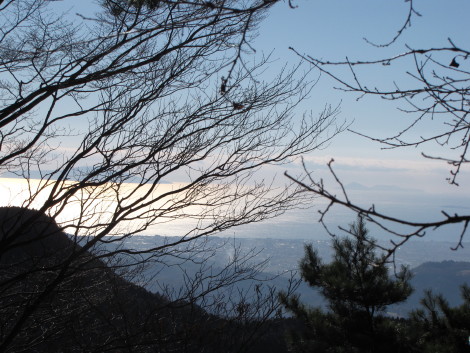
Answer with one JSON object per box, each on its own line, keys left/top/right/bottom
{"left": 301, "top": 155, "right": 449, "bottom": 173}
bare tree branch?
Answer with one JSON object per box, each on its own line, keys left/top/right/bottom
{"left": 0, "top": 1, "right": 339, "bottom": 351}
{"left": 286, "top": 1, "right": 470, "bottom": 252}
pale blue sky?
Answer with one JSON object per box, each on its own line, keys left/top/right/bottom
{"left": 251, "top": 0, "right": 470, "bottom": 194}
{"left": 236, "top": 0, "right": 470, "bottom": 243}
{"left": 51, "top": 0, "right": 470, "bottom": 194}
{"left": 5, "top": 1, "right": 469, "bottom": 242}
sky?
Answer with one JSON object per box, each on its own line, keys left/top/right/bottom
{"left": 256, "top": 1, "right": 470, "bottom": 183}
{"left": 253, "top": 0, "right": 470, "bottom": 174}
{"left": 241, "top": 0, "right": 470, "bottom": 242}
{"left": 1, "top": 0, "right": 469, "bottom": 245}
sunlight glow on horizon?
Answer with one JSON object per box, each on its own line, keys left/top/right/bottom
{"left": 0, "top": 177, "right": 203, "bottom": 237}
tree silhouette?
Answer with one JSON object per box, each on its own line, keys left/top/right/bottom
{"left": 280, "top": 217, "right": 413, "bottom": 353}
{"left": 410, "top": 285, "right": 470, "bottom": 352}
{"left": 0, "top": 0, "right": 339, "bottom": 351}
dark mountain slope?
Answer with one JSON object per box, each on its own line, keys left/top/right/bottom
{"left": 388, "top": 260, "right": 470, "bottom": 316}
{"left": 0, "top": 207, "right": 268, "bottom": 353}
{"left": 411, "top": 261, "right": 470, "bottom": 305}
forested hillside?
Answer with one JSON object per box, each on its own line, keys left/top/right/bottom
{"left": 0, "top": 207, "right": 287, "bottom": 352}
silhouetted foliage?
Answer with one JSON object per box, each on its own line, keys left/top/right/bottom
{"left": 280, "top": 217, "right": 413, "bottom": 353}
{"left": 410, "top": 285, "right": 470, "bottom": 352}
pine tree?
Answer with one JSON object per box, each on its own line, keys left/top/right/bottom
{"left": 411, "top": 285, "right": 470, "bottom": 352}
{"left": 280, "top": 217, "right": 413, "bottom": 353}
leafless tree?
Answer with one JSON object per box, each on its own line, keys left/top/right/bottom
{"left": 285, "top": 0, "right": 470, "bottom": 256}
{"left": 0, "top": 0, "right": 339, "bottom": 351}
